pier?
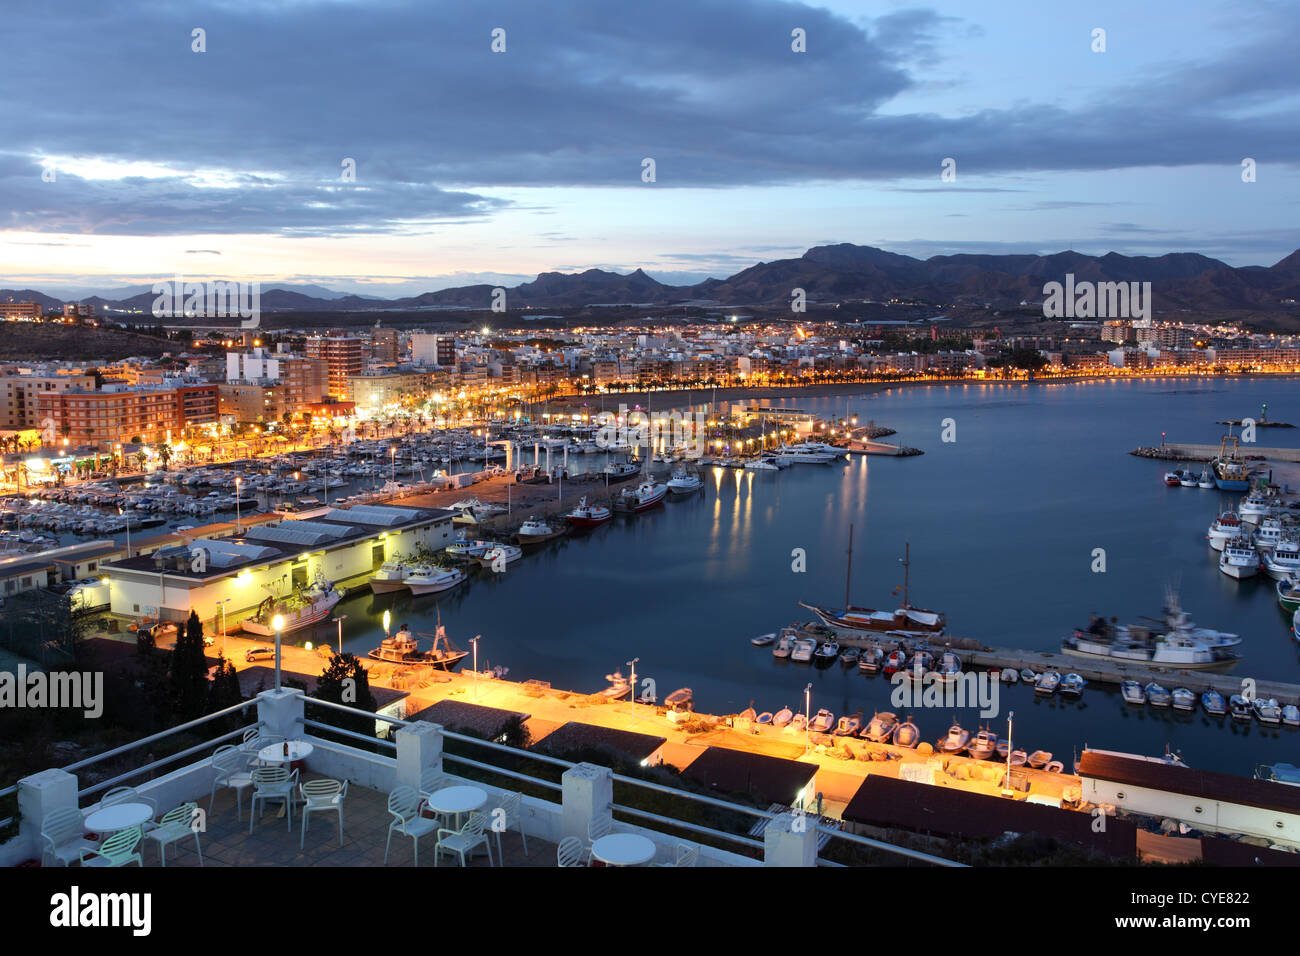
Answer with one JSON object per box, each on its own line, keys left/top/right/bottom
{"left": 1132, "top": 442, "right": 1300, "bottom": 463}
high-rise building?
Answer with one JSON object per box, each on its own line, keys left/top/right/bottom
{"left": 36, "top": 382, "right": 219, "bottom": 448}
{"left": 304, "top": 334, "right": 365, "bottom": 399}
{"left": 371, "top": 326, "right": 399, "bottom": 364}
{"left": 411, "top": 333, "right": 456, "bottom": 367}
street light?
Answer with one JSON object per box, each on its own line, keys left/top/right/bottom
{"left": 234, "top": 476, "right": 243, "bottom": 533}
{"left": 804, "top": 683, "right": 813, "bottom": 755}
{"left": 627, "top": 657, "right": 639, "bottom": 719}
{"left": 333, "top": 614, "right": 347, "bottom": 655}
{"left": 471, "top": 635, "right": 480, "bottom": 700}
{"left": 272, "top": 614, "right": 285, "bottom": 691}
{"left": 217, "top": 597, "right": 230, "bottom": 657}
{"left": 383, "top": 608, "right": 391, "bottom": 638}
{"left": 1004, "top": 710, "right": 1014, "bottom": 794}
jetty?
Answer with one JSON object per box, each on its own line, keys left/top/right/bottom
{"left": 1132, "top": 442, "right": 1300, "bottom": 463}
{"left": 844, "top": 439, "right": 923, "bottom": 457}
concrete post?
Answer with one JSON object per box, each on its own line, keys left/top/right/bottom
{"left": 256, "top": 687, "right": 305, "bottom": 741}
{"left": 394, "top": 720, "right": 444, "bottom": 791}
{"left": 561, "top": 762, "right": 612, "bottom": 841}
{"left": 764, "top": 810, "right": 818, "bottom": 867}
{"left": 18, "top": 768, "right": 79, "bottom": 862}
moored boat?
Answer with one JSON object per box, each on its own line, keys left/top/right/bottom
{"left": 405, "top": 566, "right": 467, "bottom": 596}
{"left": 1121, "top": 680, "right": 1146, "bottom": 705}
{"left": 772, "top": 706, "right": 793, "bottom": 727}
{"left": 772, "top": 633, "right": 794, "bottom": 658}
{"left": 1276, "top": 575, "right": 1300, "bottom": 614}
{"left": 477, "top": 544, "right": 523, "bottom": 570}
{"left": 1026, "top": 749, "right": 1053, "bottom": 769}
{"left": 1062, "top": 588, "right": 1242, "bottom": 670}
{"left": 515, "top": 516, "right": 566, "bottom": 544}
{"left": 751, "top": 631, "right": 777, "bottom": 647}
{"left": 939, "top": 724, "right": 970, "bottom": 754}
{"left": 1060, "top": 673, "right": 1085, "bottom": 697}
{"left": 1171, "top": 687, "right": 1196, "bottom": 711}
{"left": 1034, "top": 671, "right": 1061, "bottom": 696}
{"left": 1206, "top": 511, "right": 1243, "bottom": 551}
{"left": 809, "top": 708, "right": 836, "bottom": 734}
{"left": 367, "top": 622, "right": 468, "bottom": 669}
{"left": 967, "top": 727, "right": 997, "bottom": 761}
{"left": 1228, "top": 693, "right": 1253, "bottom": 721}
{"left": 666, "top": 470, "right": 702, "bottom": 494}
{"left": 790, "top": 637, "right": 817, "bottom": 663}
{"left": 565, "top": 496, "right": 611, "bottom": 528}
{"left": 1201, "top": 688, "right": 1227, "bottom": 716}
{"left": 891, "top": 719, "right": 920, "bottom": 748}
{"left": 1253, "top": 697, "right": 1283, "bottom": 725}
{"left": 617, "top": 479, "right": 668, "bottom": 512}
{"left": 862, "top": 711, "right": 898, "bottom": 742}
{"left": 1145, "top": 682, "right": 1172, "bottom": 707}
{"left": 1220, "top": 537, "right": 1260, "bottom": 579}
{"left": 242, "top": 579, "right": 341, "bottom": 636}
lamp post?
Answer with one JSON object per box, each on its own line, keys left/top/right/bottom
{"left": 119, "top": 506, "right": 131, "bottom": 558}
{"left": 627, "top": 657, "right": 639, "bottom": 719}
{"left": 804, "top": 683, "right": 813, "bottom": 755}
{"left": 234, "top": 476, "right": 243, "bottom": 533}
{"left": 390, "top": 447, "right": 396, "bottom": 485}
{"left": 1004, "top": 710, "right": 1014, "bottom": 793}
{"left": 471, "top": 635, "right": 480, "bottom": 700}
{"left": 217, "top": 598, "right": 230, "bottom": 657}
{"left": 272, "top": 614, "right": 285, "bottom": 691}
{"left": 333, "top": 614, "right": 346, "bottom": 656}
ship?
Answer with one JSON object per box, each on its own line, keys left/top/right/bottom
{"left": 1209, "top": 434, "right": 1252, "bottom": 491}
{"left": 1061, "top": 589, "right": 1242, "bottom": 671}
{"left": 367, "top": 621, "right": 468, "bottom": 669}
{"left": 242, "top": 579, "right": 342, "bottom": 636}
{"left": 800, "top": 538, "right": 946, "bottom": 636}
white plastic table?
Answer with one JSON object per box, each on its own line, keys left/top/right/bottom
{"left": 258, "top": 740, "right": 313, "bottom": 764}
{"left": 426, "top": 785, "right": 487, "bottom": 830}
{"left": 84, "top": 802, "right": 153, "bottom": 834}
{"left": 591, "top": 833, "right": 656, "bottom": 867}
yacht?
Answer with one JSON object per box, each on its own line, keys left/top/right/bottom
{"left": 801, "top": 541, "right": 945, "bottom": 636}
{"left": 1062, "top": 589, "right": 1242, "bottom": 670}
{"left": 1253, "top": 697, "right": 1283, "bottom": 726}
{"left": 666, "top": 470, "right": 702, "bottom": 493}
{"left": 370, "top": 560, "right": 413, "bottom": 594}
{"left": 939, "top": 724, "right": 971, "bottom": 754}
{"left": 862, "top": 711, "right": 898, "bottom": 742}
{"left": 405, "top": 566, "right": 466, "bottom": 596}
{"left": 1121, "top": 680, "right": 1146, "bottom": 705}
{"left": 1219, "top": 537, "right": 1260, "bottom": 579}
{"left": 1034, "top": 671, "right": 1061, "bottom": 696}
{"left": 477, "top": 544, "right": 523, "bottom": 570}
{"left": 1206, "top": 511, "right": 1243, "bottom": 551}
{"left": 1171, "top": 687, "right": 1196, "bottom": 711}
{"left": 617, "top": 479, "right": 668, "bottom": 512}
{"left": 515, "top": 517, "right": 565, "bottom": 544}
{"left": 1201, "top": 689, "right": 1227, "bottom": 716}
{"left": 790, "top": 637, "right": 817, "bottom": 663}
{"left": 599, "top": 670, "right": 632, "bottom": 700}
{"left": 565, "top": 496, "right": 612, "bottom": 528}
{"left": 1228, "top": 694, "right": 1253, "bottom": 721}
{"left": 774, "top": 444, "right": 837, "bottom": 464}
{"left": 1145, "top": 682, "right": 1172, "bottom": 707}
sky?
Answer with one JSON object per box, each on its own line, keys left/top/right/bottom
{"left": 2, "top": 0, "right": 1298, "bottom": 298}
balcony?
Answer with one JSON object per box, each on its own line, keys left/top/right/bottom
{"left": 2, "top": 689, "right": 959, "bottom": 868}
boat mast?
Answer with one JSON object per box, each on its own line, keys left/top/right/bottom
{"left": 844, "top": 524, "right": 854, "bottom": 610}
{"left": 900, "top": 541, "right": 911, "bottom": 607}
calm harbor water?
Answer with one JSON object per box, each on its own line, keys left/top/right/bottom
{"left": 320, "top": 376, "right": 1300, "bottom": 777}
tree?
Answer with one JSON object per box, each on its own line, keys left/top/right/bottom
{"left": 169, "top": 611, "right": 210, "bottom": 722}
{"left": 312, "top": 653, "right": 378, "bottom": 739}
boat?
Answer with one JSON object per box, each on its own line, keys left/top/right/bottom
{"left": 1210, "top": 434, "right": 1252, "bottom": 491}
{"left": 1228, "top": 694, "right": 1253, "bottom": 721}
{"left": 1062, "top": 588, "right": 1243, "bottom": 670}
{"left": 901, "top": 650, "right": 933, "bottom": 681}
{"left": 1019, "top": 668, "right": 1037, "bottom": 683}
{"left": 1121, "top": 680, "right": 1146, "bottom": 705}
{"left": 565, "top": 496, "right": 612, "bottom": 528}
{"left": 862, "top": 711, "right": 898, "bottom": 742}
{"left": 1206, "top": 511, "right": 1243, "bottom": 551}
{"left": 1026, "top": 750, "right": 1053, "bottom": 769}
{"left": 772, "top": 706, "right": 793, "bottom": 727}
{"left": 1008, "top": 750, "right": 1028, "bottom": 768}
{"left": 1284, "top": 705, "right": 1300, "bottom": 727}
{"left": 1295, "top": 607, "right": 1300, "bottom": 643}
{"left": 664, "top": 688, "right": 693, "bottom": 710}
{"left": 743, "top": 457, "right": 780, "bottom": 471}
{"left": 617, "top": 479, "right": 668, "bottom": 512}
{"left": 1163, "top": 471, "right": 1181, "bottom": 487}
{"left": 1045, "top": 761, "right": 1065, "bottom": 773}
{"left": 1239, "top": 487, "right": 1278, "bottom": 525}
{"left": 1145, "top": 682, "right": 1172, "bottom": 707}
{"left": 445, "top": 533, "right": 493, "bottom": 558}
{"left": 835, "top": 712, "right": 863, "bottom": 736}
{"left": 1060, "top": 673, "right": 1085, "bottom": 697}
{"left": 367, "top": 621, "right": 468, "bottom": 669}
{"left": 1220, "top": 537, "right": 1260, "bottom": 579}
{"left": 772, "top": 633, "right": 794, "bottom": 658}
{"left": 840, "top": 647, "right": 861, "bottom": 667}
{"left": 1034, "top": 671, "right": 1061, "bottom": 696}
{"left": 1198, "top": 469, "right": 1216, "bottom": 489}
{"left": 790, "top": 637, "right": 817, "bottom": 663}
{"left": 996, "top": 739, "right": 1012, "bottom": 759}
{"left": 1201, "top": 688, "right": 1227, "bottom": 716}
{"left": 405, "top": 566, "right": 466, "bottom": 596}
{"left": 666, "top": 470, "right": 702, "bottom": 494}
{"left": 809, "top": 708, "right": 836, "bottom": 734}
{"left": 1001, "top": 669, "right": 1019, "bottom": 684}
{"left": 967, "top": 727, "right": 997, "bottom": 761}
{"left": 602, "top": 461, "right": 640, "bottom": 481}
{"left": 1179, "top": 470, "right": 1199, "bottom": 488}
{"left": 1253, "top": 697, "right": 1283, "bottom": 725}
{"left": 939, "top": 724, "right": 971, "bottom": 754}
{"left": 858, "top": 645, "right": 884, "bottom": 674}
{"left": 1171, "top": 687, "right": 1196, "bottom": 711}
{"left": 1277, "top": 576, "right": 1300, "bottom": 614}
{"left": 599, "top": 670, "right": 632, "bottom": 700}
{"left": 1256, "top": 763, "right": 1300, "bottom": 785}
{"left": 1251, "top": 517, "right": 1286, "bottom": 552}
{"left": 515, "top": 517, "right": 566, "bottom": 544}
{"left": 477, "top": 544, "right": 523, "bottom": 569}
{"left": 242, "top": 579, "right": 341, "bottom": 636}
{"left": 813, "top": 640, "right": 840, "bottom": 664}
{"left": 800, "top": 541, "right": 945, "bottom": 636}
{"left": 891, "top": 720, "right": 920, "bottom": 748}
{"left": 369, "top": 560, "right": 412, "bottom": 594}
{"left": 751, "top": 632, "right": 778, "bottom": 647}
{"left": 789, "top": 713, "right": 807, "bottom": 733}
{"left": 756, "top": 712, "right": 773, "bottom": 726}
{"left": 933, "top": 651, "right": 962, "bottom": 684}
{"left": 1264, "top": 539, "right": 1300, "bottom": 580}
{"left": 883, "top": 649, "right": 907, "bottom": 676}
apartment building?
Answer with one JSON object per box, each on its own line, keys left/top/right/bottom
{"left": 0, "top": 302, "right": 42, "bottom": 320}
{"left": 35, "top": 382, "right": 219, "bottom": 448}
{"left": 304, "top": 334, "right": 365, "bottom": 399}
{"left": 410, "top": 333, "right": 457, "bottom": 367}
{"left": 0, "top": 371, "right": 97, "bottom": 429}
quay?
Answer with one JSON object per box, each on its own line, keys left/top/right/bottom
{"left": 1132, "top": 442, "right": 1300, "bottom": 463}
{"left": 843, "top": 439, "right": 923, "bottom": 456}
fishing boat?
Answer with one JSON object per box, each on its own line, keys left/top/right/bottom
{"left": 933, "top": 651, "right": 962, "bottom": 684}
{"left": 1179, "top": 470, "right": 1199, "bottom": 488}
{"left": 602, "top": 461, "right": 640, "bottom": 481}
{"left": 751, "top": 632, "right": 777, "bottom": 647}
{"left": 242, "top": 579, "right": 341, "bottom": 636}
{"left": 368, "top": 621, "right": 468, "bottom": 669}
{"left": 1239, "top": 488, "right": 1277, "bottom": 525}
{"left": 1294, "top": 607, "right": 1300, "bottom": 644}
{"left": 789, "top": 713, "right": 807, "bottom": 733}
{"left": 599, "top": 670, "right": 632, "bottom": 700}
{"left": 1206, "top": 511, "right": 1243, "bottom": 551}
{"left": 862, "top": 711, "right": 898, "bottom": 742}
{"left": 1284, "top": 705, "right": 1300, "bottom": 727}
{"left": 1019, "top": 668, "right": 1037, "bottom": 683}
{"left": 1026, "top": 750, "right": 1053, "bottom": 769}
{"left": 1276, "top": 575, "right": 1300, "bottom": 613}
{"left": 772, "top": 633, "right": 794, "bottom": 658}
{"left": 1034, "top": 671, "right": 1061, "bottom": 696}
{"left": 565, "top": 496, "right": 612, "bottom": 528}
{"left": 858, "top": 645, "right": 884, "bottom": 674}
{"left": 939, "top": 724, "right": 971, "bottom": 754}
{"left": 617, "top": 478, "right": 668, "bottom": 513}
{"left": 445, "top": 533, "right": 493, "bottom": 558}
{"left": 1228, "top": 694, "right": 1253, "bottom": 721}
{"left": 800, "top": 540, "right": 946, "bottom": 636}
{"left": 1220, "top": 537, "right": 1260, "bottom": 579}
{"left": 790, "top": 637, "right": 817, "bottom": 663}
{"left": 1163, "top": 471, "right": 1181, "bottom": 487}
{"left": 1210, "top": 434, "right": 1252, "bottom": 491}
{"left": 477, "top": 544, "right": 523, "bottom": 569}
{"left": 1060, "top": 673, "right": 1085, "bottom": 697}
{"left": 1121, "top": 680, "right": 1146, "bottom": 705}
{"left": 1253, "top": 697, "right": 1283, "bottom": 725}
{"left": 901, "top": 650, "right": 933, "bottom": 681}
{"left": 835, "top": 712, "right": 863, "bottom": 737}
{"left": 1252, "top": 517, "right": 1286, "bottom": 552}
{"left": 1201, "top": 688, "right": 1227, "bottom": 716}
{"left": 1171, "top": 687, "right": 1196, "bottom": 711}
{"left": 1062, "top": 588, "right": 1242, "bottom": 670}
{"left": 891, "top": 719, "right": 920, "bottom": 748}
{"left": 370, "top": 560, "right": 412, "bottom": 594}
{"left": 883, "top": 649, "right": 907, "bottom": 676}
{"left": 967, "top": 728, "right": 997, "bottom": 761}
{"left": 406, "top": 566, "right": 466, "bottom": 596}
{"left": 809, "top": 708, "right": 836, "bottom": 734}
{"left": 664, "top": 688, "right": 693, "bottom": 710}
{"left": 1198, "top": 469, "right": 1216, "bottom": 489}
{"left": 813, "top": 640, "right": 840, "bottom": 664}
{"left": 1263, "top": 539, "right": 1300, "bottom": 580}
{"left": 772, "top": 706, "right": 794, "bottom": 728}
{"left": 1145, "top": 682, "right": 1172, "bottom": 707}
{"left": 840, "top": 647, "right": 861, "bottom": 667}
{"left": 666, "top": 470, "right": 702, "bottom": 494}
{"left": 515, "top": 517, "right": 566, "bottom": 544}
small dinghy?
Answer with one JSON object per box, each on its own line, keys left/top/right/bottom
{"left": 892, "top": 719, "right": 920, "bottom": 749}
{"left": 1019, "top": 668, "right": 1037, "bottom": 683}
{"left": 1121, "top": 680, "right": 1146, "bottom": 705}
{"left": 835, "top": 711, "right": 863, "bottom": 736}
{"left": 1202, "top": 688, "right": 1227, "bottom": 716}
{"left": 1001, "top": 669, "right": 1018, "bottom": 684}
{"left": 756, "top": 711, "right": 774, "bottom": 725}
{"left": 772, "top": 705, "right": 794, "bottom": 727}
{"left": 1045, "top": 761, "right": 1065, "bottom": 773}
{"left": 1145, "top": 682, "right": 1172, "bottom": 708}
{"left": 751, "top": 632, "right": 777, "bottom": 647}
{"left": 1027, "top": 750, "right": 1053, "bottom": 769}
{"left": 1009, "top": 749, "right": 1028, "bottom": 767}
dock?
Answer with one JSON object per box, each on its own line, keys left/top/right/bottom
{"left": 1132, "top": 443, "right": 1300, "bottom": 463}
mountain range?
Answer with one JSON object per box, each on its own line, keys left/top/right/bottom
{"left": 5, "top": 245, "right": 1300, "bottom": 316}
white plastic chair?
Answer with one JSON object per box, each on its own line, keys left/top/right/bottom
{"left": 384, "top": 785, "right": 438, "bottom": 866}
{"left": 79, "top": 825, "right": 143, "bottom": 867}
{"left": 299, "top": 778, "right": 348, "bottom": 849}
{"left": 434, "top": 810, "right": 493, "bottom": 868}
{"left": 588, "top": 810, "right": 613, "bottom": 843}
{"left": 248, "top": 766, "right": 298, "bottom": 833}
{"left": 209, "top": 744, "right": 255, "bottom": 821}
{"left": 557, "top": 836, "right": 590, "bottom": 867}
{"left": 145, "top": 802, "right": 203, "bottom": 867}
{"left": 654, "top": 841, "right": 699, "bottom": 867}
{"left": 491, "top": 791, "right": 528, "bottom": 859}
{"left": 417, "top": 768, "right": 452, "bottom": 826}
{"left": 39, "top": 807, "right": 96, "bottom": 867}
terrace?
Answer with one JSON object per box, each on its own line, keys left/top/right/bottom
{"left": 1, "top": 689, "right": 962, "bottom": 868}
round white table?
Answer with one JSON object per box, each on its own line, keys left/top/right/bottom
{"left": 258, "top": 740, "right": 313, "bottom": 765}
{"left": 591, "top": 833, "right": 656, "bottom": 867}
{"left": 84, "top": 802, "right": 153, "bottom": 834}
{"left": 426, "top": 785, "right": 487, "bottom": 830}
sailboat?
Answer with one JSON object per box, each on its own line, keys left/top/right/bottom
{"left": 800, "top": 536, "right": 946, "bottom": 635}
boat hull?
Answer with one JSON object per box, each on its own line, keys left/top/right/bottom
{"left": 242, "top": 596, "right": 341, "bottom": 636}
{"left": 566, "top": 513, "right": 611, "bottom": 528}
{"left": 1060, "top": 645, "right": 1240, "bottom": 671}
{"left": 369, "top": 578, "right": 409, "bottom": 593}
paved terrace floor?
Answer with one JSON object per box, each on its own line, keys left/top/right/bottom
{"left": 157, "top": 775, "right": 554, "bottom": 868}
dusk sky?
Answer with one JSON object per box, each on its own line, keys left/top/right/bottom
{"left": 4, "top": 0, "right": 1297, "bottom": 297}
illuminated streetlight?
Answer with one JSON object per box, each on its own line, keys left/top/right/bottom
{"left": 272, "top": 614, "right": 285, "bottom": 691}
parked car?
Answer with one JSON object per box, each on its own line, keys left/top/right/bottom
{"left": 245, "top": 646, "right": 275, "bottom": 662}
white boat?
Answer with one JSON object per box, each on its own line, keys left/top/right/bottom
{"left": 1171, "top": 687, "right": 1196, "bottom": 711}
{"left": 1062, "top": 588, "right": 1242, "bottom": 671}
{"left": 1206, "top": 511, "right": 1243, "bottom": 551}
{"left": 1284, "top": 705, "right": 1300, "bottom": 727}
{"left": 1219, "top": 537, "right": 1260, "bottom": 579}
{"left": 967, "top": 728, "right": 997, "bottom": 760}
{"left": 743, "top": 458, "right": 780, "bottom": 471}
{"left": 599, "top": 670, "right": 632, "bottom": 700}
{"left": 1121, "top": 680, "right": 1146, "bottom": 704}
{"left": 1179, "top": 471, "right": 1199, "bottom": 488}
{"left": 1001, "top": 669, "right": 1019, "bottom": 684}
{"left": 1229, "top": 693, "right": 1253, "bottom": 721}
{"left": 565, "top": 496, "right": 611, "bottom": 528}
{"left": 664, "top": 688, "right": 693, "bottom": 710}
{"left": 1252, "top": 517, "right": 1285, "bottom": 552}
{"left": 939, "top": 724, "right": 970, "bottom": 754}
{"left": 1253, "top": 697, "right": 1283, "bottom": 725}
{"left": 1264, "top": 539, "right": 1300, "bottom": 580}
{"left": 1060, "top": 673, "right": 1085, "bottom": 697}
{"left": 1034, "top": 671, "right": 1061, "bottom": 696}
{"left": 242, "top": 579, "right": 342, "bottom": 636}
{"left": 808, "top": 708, "right": 836, "bottom": 734}
{"left": 618, "top": 479, "right": 668, "bottom": 512}
{"left": 750, "top": 632, "right": 777, "bottom": 647}
{"left": 772, "top": 634, "right": 794, "bottom": 658}
{"left": 1202, "top": 689, "right": 1227, "bottom": 715}
{"left": 862, "top": 711, "right": 898, "bottom": 742}
{"left": 477, "top": 544, "right": 523, "bottom": 570}
{"left": 813, "top": 640, "right": 840, "bottom": 663}
{"left": 933, "top": 651, "right": 962, "bottom": 684}
{"left": 790, "top": 637, "right": 817, "bottom": 663}
{"left": 1239, "top": 489, "right": 1276, "bottom": 525}
{"left": 370, "top": 560, "right": 412, "bottom": 593}
{"left": 516, "top": 517, "right": 565, "bottom": 544}
{"left": 1145, "top": 682, "right": 1172, "bottom": 707}
{"left": 445, "top": 533, "right": 493, "bottom": 558}
{"left": 406, "top": 566, "right": 466, "bottom": 595}
{"left": 666, "top": 470, "right": 702, "bottom": 493}
{"left": 891, "top": 720, "right": 920, "bottom": 748}
{"left": 1198, "top": 469, "right": 1215, "bottom": 489}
